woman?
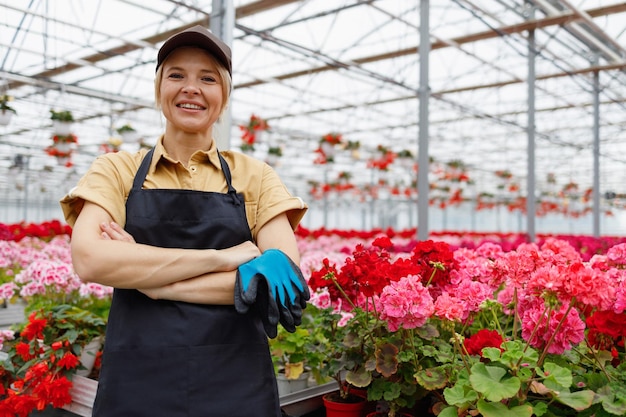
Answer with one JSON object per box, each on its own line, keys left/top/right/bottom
{"left": 60, "top": 25, "right": 307, "bottom": 417}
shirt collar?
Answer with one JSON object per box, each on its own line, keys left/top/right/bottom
{"left": 149, "top": 135, "right": 222, "bottom": 174}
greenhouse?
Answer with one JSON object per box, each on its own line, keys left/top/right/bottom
{"left": 1, "top": 1, "right": 626, "bottom": 417}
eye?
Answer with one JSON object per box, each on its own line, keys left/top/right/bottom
{"left": 167, "top": 73, "right": 184, "bottom": 79}
{"left": 202, "top": 76, "right": 217, "bottom": 83}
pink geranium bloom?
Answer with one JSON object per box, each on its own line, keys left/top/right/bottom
{"left": 378, "top": 275, "right": 434, "bottom": 332}
{"left": 520, "top": 299, "right": 586, "bottom": 354}
{"left": 434, "top": 292, "right": 466, "bottom": 322}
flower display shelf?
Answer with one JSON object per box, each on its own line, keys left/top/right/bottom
{"left": 56, "top": 377, "right": 335, "bottom": 417}
{"left": 280, "top": 381, "right": 337, "bottom": 417}
{"left": 62, "top": 375, "right": 98, "bottom": 417}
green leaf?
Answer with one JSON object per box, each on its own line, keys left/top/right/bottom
{"left": 596, "top": 384, "right": 626, "bottom": 416}
{"left": 345, "top": 367, "right": 371, "bottom": 388}
{"left": 414, "top": 365, "right": 449, "bottom": 390}
{"left": 443, "top": 383, "right": 477, "bottom": 406}
{"left": 375, "top": 342, "right": 399, "bottom": 377}
{"left": 438, "top": 407, "right": 460, "bottom": 417}
{"left": 482, "top": 347, "right": 502, "bottom": 361}
{"left": 541, "top": 362, "right": 572, "bottom": 390}
{"left": 469, "top": 363, "right": 520, "bottom": 402}
{"left": 532, "top": 401, "right": 548, "bottom": 416}
{"left": 476, "top": 399, "right": 534, "bottom": 417}
{"left": 554, "top": 390, "right": 595, "bottom": 411}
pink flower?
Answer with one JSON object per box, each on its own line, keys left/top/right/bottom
{"left": 520, "top": 300, "right": 585, "bottom": 354}
{"left": 434, "top": 292, "right": 465, "bottom": 322}
{"left": 606, "top": 243, "right": 626, "bottom": 268}
{"left": 0, "top": 329, "right": 15, "bottom": 350}
{"left": 378, "top": 275, "right": 434, "bottom": 332}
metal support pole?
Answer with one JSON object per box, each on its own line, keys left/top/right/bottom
{"left": 526, "top": 12, "right": 537, "bottom": 242}
{"left": 592, "top": 69, "right": 600, "bottom": 236}
{"left": 417, "top": 0, "right": 430, "bottom": 241}
{"left": 211, "top": 0, "right": 234, "bottom": 150}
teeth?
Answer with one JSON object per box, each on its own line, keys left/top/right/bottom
{"left": 178, "top": 103, "right": 203, "bottom": 110}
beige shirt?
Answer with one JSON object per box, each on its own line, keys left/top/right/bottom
{"left": 60, "top": 137, "right": 307, "bottom": 241}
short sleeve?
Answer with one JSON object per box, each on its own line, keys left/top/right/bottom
{"left": 59, "top": 152, "right": 139, "bottom": 227}
{"left": 252, "top": 164, "right": 307, "bottom": 238}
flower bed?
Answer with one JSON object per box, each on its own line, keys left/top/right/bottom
{"left": 2, "top": 221, "right": 626, "bottom": 416}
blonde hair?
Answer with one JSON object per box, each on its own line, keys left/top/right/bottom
{"left": 154, "top": 50, "right": 232, "bottom": 117}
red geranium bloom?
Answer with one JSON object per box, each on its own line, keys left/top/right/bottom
{"left": 464, "top": 329, "right": 504, "bottom": 356}
{"left": 410, "top": 240, "right": 457, "bottom": 287}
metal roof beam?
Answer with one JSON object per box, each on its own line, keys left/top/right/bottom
{"left": 235, "top": 3, "right": 626, "bottom": 89}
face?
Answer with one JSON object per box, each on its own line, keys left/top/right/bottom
{"left": 158, "top": 47, "right": 225, "bottom": 135}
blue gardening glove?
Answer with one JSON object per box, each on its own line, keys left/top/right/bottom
{"left": 234, "top": 249, "right": 310, "bottom": 338}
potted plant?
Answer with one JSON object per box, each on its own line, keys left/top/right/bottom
{"left": 0, "top": 304, "right": 107, "bottom": 415}
{"left": 116, "top": 124, "right": 139, "bottom": 143}
{"left": 0, "top": 95, "right": 16, "bottom": 126}
{"left": 50, "top": 109, "right": 74, "bottom": 135}
{"left": 269, "top": 325, "right": 317, "bottom": 396}
{"left": 265, "top": 146, "right": 283, "bottom": 167}
{"left": 239, "top": 114, "right": 270, "bottom": 153}
{"left": 307, "top": 233, "right": 626, "bottom": 417}
{"left": 318, "top": 133, "right": 344, "bottom": 159}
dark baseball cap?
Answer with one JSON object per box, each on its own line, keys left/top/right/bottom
{"left": 156, "top": 25, "right": 232, "bottom": 76}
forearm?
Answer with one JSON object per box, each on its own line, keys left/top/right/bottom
{"left": 72, "top": 237, "right": 225, "bottom": 289}
{"left": 71, "top": 203, "right": 259, "bottom": 289}
{"left": 143, "top": 270, "right": 236, "bottom": 305}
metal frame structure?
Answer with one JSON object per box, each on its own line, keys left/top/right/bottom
{"left": 0, "top": 0, "right": 624, "bottom": 235}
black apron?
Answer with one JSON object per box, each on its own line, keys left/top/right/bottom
{"left": 92, "top": 149, "right": 281, "bottom": 417}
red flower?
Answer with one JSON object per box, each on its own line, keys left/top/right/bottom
{"left": 15, "top": 342, "right": 34, "bottom": 362}
{"left": 56, "top": 352, "right": 79, "bottom": 370}
{"left": 586, "top": 310, "right": 626, "bottom": 351}
{"left": 20, "top": 313, "right": 48, "bottom": 341}
{"left": 464, "top": 329, "right": 504, "bottom": 356}
{"left": 409, "top": 240, "right": 457, "bottom": 287}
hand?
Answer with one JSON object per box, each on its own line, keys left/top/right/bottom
{"left": 219, "top": 241, "right": 261, "bottom": 271}
{"left": 100, "top": 221, "right": 136, "bottom": 243}
{"left": 139, "top": 286, "right": 163, "bottom": 300}
{"left": 234, "top": 249, "right": 310, "bottom": 338}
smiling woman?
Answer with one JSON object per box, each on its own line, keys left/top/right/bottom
{"left": 58, "top": 24, "right": 309, "bottom": 417}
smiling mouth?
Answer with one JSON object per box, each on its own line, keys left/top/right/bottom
{"left": 177, "top": 103, "right": 205, "bottom": 110}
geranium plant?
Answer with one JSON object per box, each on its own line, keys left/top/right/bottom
{"left": 239, "top": 114, "right": 269, "bottom": 152}
{"left": 305, "top": 235, "right": 626, "bottom": 416}
{"left": 52, "top": 134, "right": 78, "bottom": 144}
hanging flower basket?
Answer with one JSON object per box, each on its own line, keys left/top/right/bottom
{"left": 45, "top": 146, "right": 73, "bottom": 167}
{"left": 100, "top": 136, "right": 123, "bottom": 153}
{"left": 239, "top": 114, "right": 270, "bottom": 152}
{"left": 0, "top": 110, "right": 13, "bottom": 126}
{"left": 50, "top": 109, "right": 74, "bottom": 135}
{"left": 116, "top": 124, "right": 138, "bottom": 143}
{"left": 0, "top": 95, "right": 17, "bottom": 126}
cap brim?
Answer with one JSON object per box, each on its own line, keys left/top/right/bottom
{"left": 156, "top": 26, "right": 232, "bottom": 75}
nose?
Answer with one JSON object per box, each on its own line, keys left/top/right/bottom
{"left": 181, "top": 81, "right": 200, "bottom": 94}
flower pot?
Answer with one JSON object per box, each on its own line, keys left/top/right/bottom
{"left": 76, "top": 336, "right": 103, "bottom": 377}
{"left": 323, "top": 392, "right": 367, "bottom": 417}
{"left": 321, "top": 141, "right": 336, "bottom": 157}
{"left": 0, "top": 111, "right": 13, "bottom": 126}
{"left": 276, "top": 368, "right": 310, "bottom": 396}
{"left": 120, "top": 131, "right": 139, "bottom": 143}
{"left": 55, "top": 142, "right": 72, "bottom": 153}
{"left": 52, "top": 120, "right": 72, "bottom": 135}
